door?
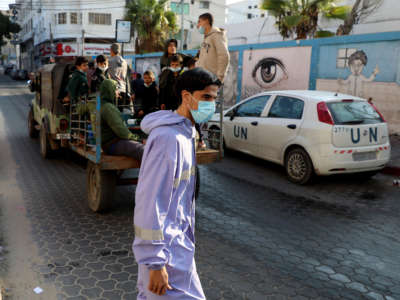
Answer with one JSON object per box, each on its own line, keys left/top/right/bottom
{"left": 225, "top": 95, "right": 271, "bottom": 154}
{"left": 257, "top": 95, "right": 305, "bottom": 162}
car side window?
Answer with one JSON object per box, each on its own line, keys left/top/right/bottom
{"left": 235, "top": 96, "right": 271, "bottom": 117}
{"left": 268, "top": 96, "right": 304, "bottom": 119}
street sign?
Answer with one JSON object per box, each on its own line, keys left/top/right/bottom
{"left": 115, "top": 20, "right": 131, "bottom": 43}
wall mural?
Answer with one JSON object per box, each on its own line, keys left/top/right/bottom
{"left": 316, "top": 41, "right": 400, "bottom": 132}
{"left": 221, "top": 51, "right": 239, "bottom": 108}
{"left": 241, "top": 47, "right": 312, "bottom": 99}
{"left": 135, "top": 56, "right": 161, "bottom": 83}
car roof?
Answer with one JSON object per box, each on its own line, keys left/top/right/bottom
{"left": 256, "top": 90, "right": 365, "bottom": 102}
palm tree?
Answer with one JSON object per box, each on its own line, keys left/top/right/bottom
{"left": 261, "top": 0, "right": 351, "bottom": 40}
{"left": 125, "top": 0, "right": 178, "bottom": 54}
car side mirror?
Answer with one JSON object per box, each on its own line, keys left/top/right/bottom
{"left": 229, "top": 108, "right": 237, "bottom": 121}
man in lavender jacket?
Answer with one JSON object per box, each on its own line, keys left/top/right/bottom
{"left": 133, "top": 68, "right": 221, "bottom": 299}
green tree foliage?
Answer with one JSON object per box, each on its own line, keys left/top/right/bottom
{"left": 125, "top": 0, "right": 178, "bottom": 54}
{"left": 0, "top": 11, "right": 21, "bottom": 48}
{"left": 261, "top": 0, "right": 351, "bottom": 40}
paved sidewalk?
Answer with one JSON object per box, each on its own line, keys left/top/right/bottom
{"left": 383, "top": 134, "right": 400, "bottom": 176}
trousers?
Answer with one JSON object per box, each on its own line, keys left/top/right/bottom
{"left": 105, "top": 139, "right": 144, "bottom": 161}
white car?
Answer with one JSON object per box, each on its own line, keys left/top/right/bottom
{"left": 208, "top": 90, "right": 391, "bottom": 184}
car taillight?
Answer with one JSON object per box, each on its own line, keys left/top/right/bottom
{"left": 369, "top": 102, "right": 386, "bottom": 122}
{"left": 60, "top": 119, "right": 68, "bottom": 131}
{"left": 317, "top": 102, "right": 334, "bottom": 125}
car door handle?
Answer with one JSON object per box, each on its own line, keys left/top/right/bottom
{"left": 251, "top": 121, "right": 258, "bottom": 126}
{"left": 287, "top": 124, "right": 297, "bottom": 129}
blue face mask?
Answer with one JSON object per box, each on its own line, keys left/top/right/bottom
{"left": 169, "top": 67, "right": 181, "bottom": 73}
{"left": 198, "top": 26, "right": 205, "bottom": 35}
{"left": 190, "top": 96, "right": 216, "bottom": 123}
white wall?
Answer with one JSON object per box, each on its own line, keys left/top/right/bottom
{"left": 226, "top": 0, "right": 400, "bottom": 46}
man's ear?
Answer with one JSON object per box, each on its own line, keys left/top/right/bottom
{"left": 181, "top": 90, "right": 190, "bottom": 105}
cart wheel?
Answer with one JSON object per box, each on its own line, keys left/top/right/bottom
{"left": 87, "top": 161, "right": 116, "bottom": 212}
{"left": 195, "top": 166, "right": 200, "bottom": 199}
{"left": 40, "top": 126, "right": 52, "bottom": 158}
{"left": 28, "top": 109, "right": 38, "bottom": 138}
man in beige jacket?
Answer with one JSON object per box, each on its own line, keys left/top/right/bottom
{"left": 196, "top": 13, "right": 230, "bottom": 83}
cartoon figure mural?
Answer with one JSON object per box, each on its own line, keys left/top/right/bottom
{"left": 241, "top": 47, "right": 312, "bottom": 98}
{"left": 316, "top": 41, "right": 400, "bottom": 133}
{"left": 338, "top": 50, "right": 380, "bottom": 97}
{"left": 135, "top": 57, "right": 161, "bottom": 82}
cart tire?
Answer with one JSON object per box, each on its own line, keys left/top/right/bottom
{"left": 195, "top": 166, "right": 200, "bottom": 199}
{"left": 40, "top": 126, "right": 52, "bottom": 158}
{"left": 87, "top": 161, "right": 116, "bottom": 213}
{"left": 28, "top": 109, "right": 38, "bottom": 138}
{"left": 208, "top": 126, "right": 220, "bottom": 150}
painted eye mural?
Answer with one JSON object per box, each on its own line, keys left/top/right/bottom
{"left": 252, "top": 57, "right": 288, "bottom": 89}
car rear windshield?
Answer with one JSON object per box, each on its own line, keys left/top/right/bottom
{"left": 327, "top": 101, "right": 383, "bottom": 125}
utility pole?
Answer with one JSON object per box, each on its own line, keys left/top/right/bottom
{"left": 49, "top": 23, "right": 54, "bottom": 58}
{"left": 180, "top": 0, "right": 184, "bottom": 50}
{"left": 81, "top": 29, "right": 85, "bottom": 56}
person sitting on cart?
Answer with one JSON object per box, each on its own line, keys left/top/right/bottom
{"left": 132, "top": 70, "right": 159, "bottom": 118}
{"left": 65, "top": 56, "right": 89, "bottom": 104}
{"left": 100, "top": 79, "right": 144, "bottom": 161}
{"left": 90, "top": 54, "right": 110, "bottom": 94}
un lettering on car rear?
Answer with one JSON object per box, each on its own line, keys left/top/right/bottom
{"left": 332, "top": 125, "right": 380, "bottom": 147}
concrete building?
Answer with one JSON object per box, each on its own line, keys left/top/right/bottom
{"left": 226, "top": 0, "right": 400, "bottom": 45}
{"left": 168, "top": 0, "right": 227, "bottom": 49}
{"left": 12, "top": 0, "right": 132, "bottom": 71}
{"left": 227, "top": 0, "right": 265, "bottom": 25}
{"left": 0, "top": 10, "right": 17, "bottom": 65}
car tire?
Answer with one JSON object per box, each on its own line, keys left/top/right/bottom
{"left": 28, "top": 109, "right": 39, "bottom": 138}
{"left": 285, "top": 148, "right": 314, "bottom": 185}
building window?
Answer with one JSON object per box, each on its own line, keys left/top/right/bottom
{"left": 254, "top": 4, "right": 258, "bottom": 8}
{"left": 199, "top": 1, "right": 210, "bottom": 9}
{"left": 58, "top": 12, "right": 67, "bottom": 25}
{"left": 170, "top": 2, "right": 190, "bottom": 14}
{"left": 247, "top": 13, "right": 252, "bottom": 19}
{"left": 261, "top": 13, "right": 265, "bottom": 17}
{"left": 248, "top": 5, "right": 252, "bottom": 9}
{"left": 70, "top": 12, "right": 82, "bottom": 24}
{"left": 88, "top": 13, "right": 111, "bottom": 25}
{"left": 337, "top": 48, "right": 357, "bottom": 68}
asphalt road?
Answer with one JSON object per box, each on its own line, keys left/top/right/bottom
{"left": 0, "top": 74, "right": 399, "bottom": 300}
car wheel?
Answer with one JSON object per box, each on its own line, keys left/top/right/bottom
{"left": 285, "top": 148, "right": 314, "bottom": 184}
{"left": 28, "top": 109, "right": 39, "bottom": 138}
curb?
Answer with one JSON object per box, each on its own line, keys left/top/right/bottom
{"left": 381, "top": 165, "right": 400, "bottom": 177}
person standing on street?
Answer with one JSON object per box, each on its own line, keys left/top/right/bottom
{"left": 196, "top": 13, "right": 230, "bottom": 83}
{"left": 108, "top": 43, "right": 130, "bottom": 107}
{"left": 133, "top": 68, "right": 221, "bottom": 299}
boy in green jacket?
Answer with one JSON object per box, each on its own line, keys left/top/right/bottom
{"left": 99, "top": 79, "right": 144, "bottom": 161}
{"left": 66, "top": 56, "right": 89, "bottom": 103}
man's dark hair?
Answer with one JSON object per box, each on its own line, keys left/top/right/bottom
{"left": 136, "top": 73, "right": 142, "bottom": 79}
{"left": 96, "top": 54, "right": 107, "bottom": 64}
{"left": 75, "top": 56, "right": 88, "bottom": 66}
{"left": 187, "top": 58, "right": 196, "bottom": 68}
{"left": 163, "top": 39, "right": 178, "bottom": 57}
{"left": 88, "top": 61, "right": 95, "bottom": 68}
{"left": 199, "top": 13, "right": 213, "bottom": 26}
{"left": 175, "top": 68, "right": 221, "bottom": 106}
{"left": 170, "top": 54, "right": 183, "bottom": 65}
